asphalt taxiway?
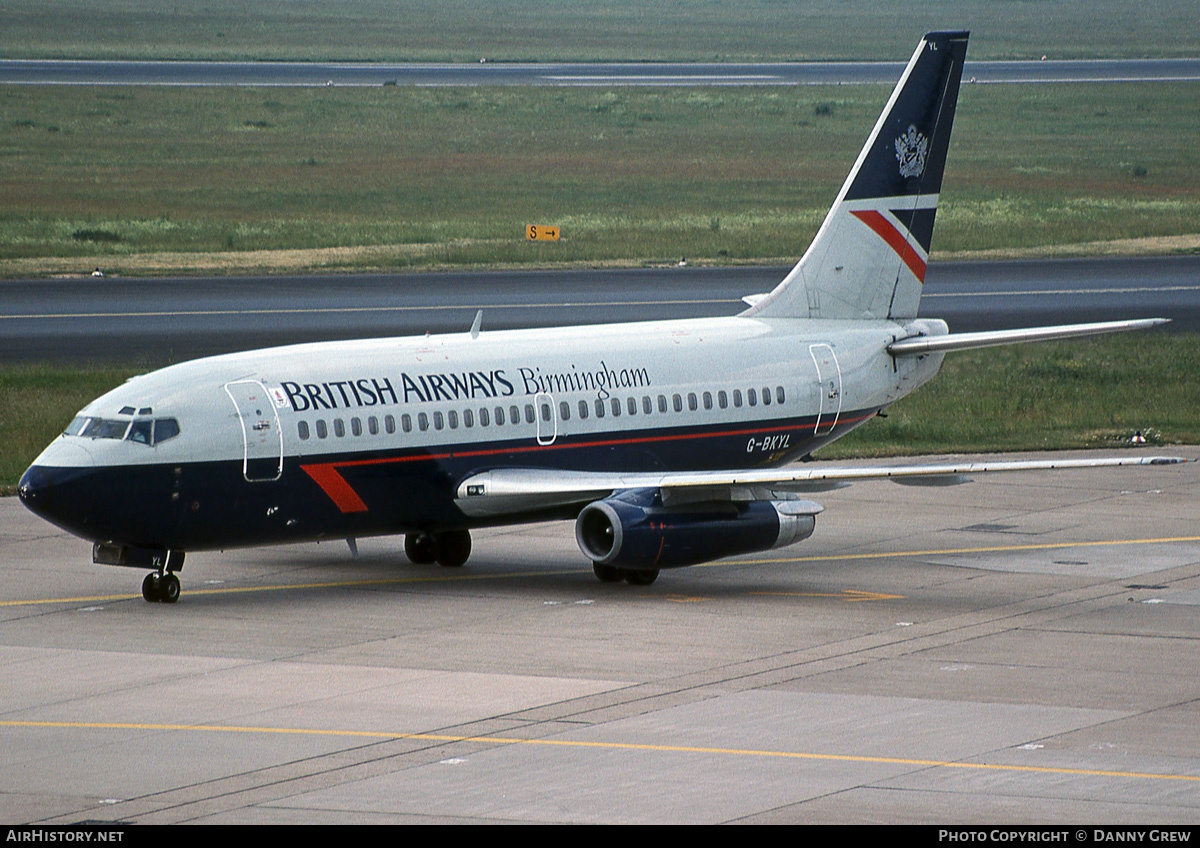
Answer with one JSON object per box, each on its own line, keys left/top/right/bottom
{"left": 3, "top": 449, "right": 1199, "bottom": 824}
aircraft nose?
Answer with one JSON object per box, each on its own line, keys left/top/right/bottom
{"left": 19, "top": 442, "right": 94, "bottom": 517}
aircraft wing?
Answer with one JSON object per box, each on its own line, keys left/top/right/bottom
{"left": 454, "top": 454, "right": 1187, "bottom": 518}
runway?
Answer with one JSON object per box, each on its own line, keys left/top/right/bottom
{"left": 4, "top": 58, "right": 1198, "bottom": 87}
{"left": 1, "top": 256, "right": 1196, "bottom": 363}
{"left": 3, "top": 450, "right": 1199, "bottom": 823}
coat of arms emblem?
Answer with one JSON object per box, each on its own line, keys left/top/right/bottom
{"left": 894, "top": 124, "right": 928, "bottom": 179}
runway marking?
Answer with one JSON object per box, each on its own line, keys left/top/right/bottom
{"left": 0, "top": 298, "right": 738, "bottom": 321}
{"left": 5, "top": 535, "right": 1199, "bottom": 608}
{"left": 2, "top": 719, "right": 1198, "bottom": 784}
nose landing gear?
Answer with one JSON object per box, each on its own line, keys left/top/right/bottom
{"left": 141, "top": 570, "right": 181, "bottom": 603}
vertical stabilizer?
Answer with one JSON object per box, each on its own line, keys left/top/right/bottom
{"left": 745, "top": 31, "right": 968, "bottom": 321}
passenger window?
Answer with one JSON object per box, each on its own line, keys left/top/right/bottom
{"left": 400, "top": 414, "right": 410, "bottom": 433}
{"left": 368, "top": 416, "right": 379, "bottom": 435}
{"left": 433, "top": 411, "right": 444, "bottom": 430}
{"left": 495, "top": 406, "right": 506, "bottom": 425}
{"left": 386, "top": 414, "right": 396, "bottom": 435}
{"left": 643, "top": 396, "right": 652, "bottom": 415}
{"left": 418, "top": 413, "right": 429, "bottom": 432}
{"left": 733, "top": 390, "right": 743, "bottom": 408}
{"left": 448, "top": 410, "right": 458, "bottom": 429}
{"left": 595, "top": 399, "right": 605, "bottom": 418}
{"left": 748, "top": 389, "right": 757, "bottom": 407}
{"left": 611, "top": 398, "right": 621, "bottom": 417}
{"left": 351, "top": 417, "right": 363, "bottom": 436}
{"left": 480, "top": 407, "right": 490, "bottom": 427}
{"left": 298, "top": 421, "right": 310, "bottom": 440}
{"left": 688, "top": 393, "right": 698, "bottom": 412}
{"left": 510, "top": 405, "right": 522, "bottom": 425}
{"left": 718, "top": 390, "right": 728, "bottom": 409}
{"left": 464, "top": 409, "right": 474, "bottom": 428}
{"left": 777, "top": 386, "right": 786, "bottom": 404}
{"left": 524, "top": 404, "right": 535, "bottom": 424}
{"left": 316, "top": 420, "right": 328, "bottom": 439}
{"left": 334, "top": 418, "right": 346, "bottom": 437}
{"left": 762, "top": 386, "right": 771, "bottom": 405}
{"left": 628, "top": 397, "right": 637, "bottom": 415}
{"left": 578, "top": 400, "right": 589, "bottom": 420}
{"left": 658, "top": 395, "right": 668, "bottom": 413}
{"left": 540, "top": 402, "right": 552, "bottom": 423}
{"left": 559, "top": 401, "right": 571, "bottom": 421}
{"left": 703, "top": 392, "right": 713, "bottom": 410}
{"left": 672, "top": 394, "right": 683, "bottom": 413}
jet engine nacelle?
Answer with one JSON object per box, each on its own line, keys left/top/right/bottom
{"left": 575, "top": 489, "right": 819, "bottom": 570}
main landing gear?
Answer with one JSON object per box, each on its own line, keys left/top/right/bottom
{"left": 592, "top": 563, "right": 659, "bottom": 586}
{"left": 404, "top": 530, "right": 472, "bottom": 568}
{"left": 141, "top": 570, "right": 181, "bottom": 603}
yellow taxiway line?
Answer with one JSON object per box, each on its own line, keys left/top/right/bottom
{"left": 1, "top": 719, "right": 1197, "bottom": 785}
{"left": 4, "top": 534, "right": 1199, "bottom": 608}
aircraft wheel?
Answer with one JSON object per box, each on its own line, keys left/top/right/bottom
{"left": 622, "top": 569, "right": 659, "bottom": 586}
{"left": 593, "top": 562, "right": 622, "bottom": 583}
{"left": 435, "top": 530, "right": 471, "bottom": 568}
{"left": 141, "top": 572, "right": 161, "bottom": 602}
{"left": 404, "top": 533, "right": 438, "bottom": 565}
{"left": 160, "top": 573, "right": 181, "bottom": 604}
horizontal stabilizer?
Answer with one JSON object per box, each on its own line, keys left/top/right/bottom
{"left": 888, "top": 318, "right": 1169, "bottom": 356}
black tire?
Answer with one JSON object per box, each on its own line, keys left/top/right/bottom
{"left": 436, "top": 530, "right": 472, "bottom": 568}
{"left": 404, "top": 533, "right": 438, "bottom": 565}
{"left": 622, "top": 569, "right": 659, "bottom": 586}
{"left": 141, "top": 572, "right": 161, "bottom": 602}
{"left": 593, "top": 562, "right": 623, "bottom": 583}
{"left": 160, "top": 573, "right": 181, "bottom": 604}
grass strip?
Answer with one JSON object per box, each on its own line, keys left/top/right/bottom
{"left": 3, "top": 82, "right": 1197, "bottom": 276}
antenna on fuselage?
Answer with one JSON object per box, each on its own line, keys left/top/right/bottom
{"left": 470, "top": 309, "right": 483, "bottom": 339}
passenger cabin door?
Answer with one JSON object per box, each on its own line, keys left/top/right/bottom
{"left": 809, "top": 344, "right": 843, "bottom": 437}
{"left": 224, "top": 380, "right": 284, "bottom": 482}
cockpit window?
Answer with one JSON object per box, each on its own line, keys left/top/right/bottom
{"left": 153, "top": 418, "right": 181, "bottom": 444}
{"left": 63, "top": 416, "right": 89, "bottom": 437}
{"left": 128, "top": 420, "right": 153, "bottom": 445}
{"left": 64, "top": 416, "right": 181, "bottom": 445}
{"left": 81, "top": 418, "right": 130, "bottom": 440}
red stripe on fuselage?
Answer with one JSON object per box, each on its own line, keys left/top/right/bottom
{"left": 850, "top": 210, "right": 927, "bottom": 282}
{"left": 301, "top": 463, "right": 369, "bottom": 513}
{"left": 299, "top": 411, "right": 875, "bottom": 514}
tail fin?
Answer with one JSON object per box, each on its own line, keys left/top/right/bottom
{"left": 745, "top": 31, "right": 968, "bottom": 322}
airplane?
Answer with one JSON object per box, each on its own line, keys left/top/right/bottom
{"left": 18, "top": 31, "right": 1183, "bottom": 603}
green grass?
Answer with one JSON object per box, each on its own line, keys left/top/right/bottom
{"left": 2, "top": 82, "right": 1197, "bottom": 275}
{"left": 0, "top": 364, "right": 141, "bottom": 491}
{"left": 3, "top": 334, "right": 1197, "bottom": 492}
{"left": 4, "top": 0, "right": 1199, "bottom": 61}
